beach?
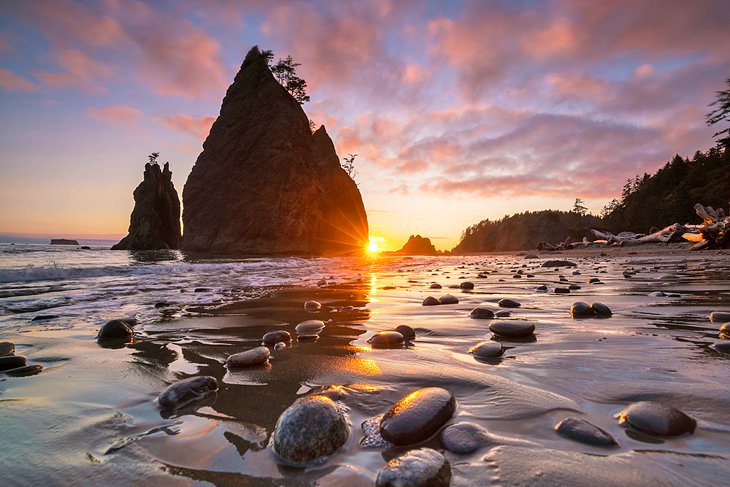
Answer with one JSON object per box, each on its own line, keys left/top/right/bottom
{"left": 1, "top": 244, "right": 730, "bottom": 485}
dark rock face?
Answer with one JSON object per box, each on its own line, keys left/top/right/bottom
{"left": 369, "top": 331, "right": 405, "bottom": 349}
{"left": 489, "top": 320, "right": 535, "bottom": 338}
{"left": 555, "top": 417, "right": 618, "bottom": 447}
{"left": 157, "top": 376, "right": 218, "bottom": 410}
{"left": 394, "top": 235, "right": 438, "bottom": 255}
{"left": 379, "top": 387, "right": 456, "bottom": 445}
{"left": 440, "top": 422, "right": 491, "bottom": 453}
{"left": 182, "top": 46, "right": 368, "bottom": 255}
{"left": 262, "top": 330, "right": 291, "bottom": 345}
{"left": 618, "top": 401, "right": 696, "bottom": 436}
{"left": 112, "top": 162, "right": 181, "bottom": 250}
{"left": 272, "top": 395, "right": 349, "bottom": 465}
{"left": 376, "top": 448, "right": 451, "bottom": 487}
{"left": 0, "top": 355, "right": 26, "bottom": 371}
{"left": 469, "top": 341, "right": 503, "bottom": 360}
{"left": 470, "top": 307, "right": 495, "bottom": 319}
{"left": 97, "top": 320, "right": 134, "bottom": 340}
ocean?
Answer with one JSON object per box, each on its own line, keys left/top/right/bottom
{"left": 0, "top": 243, "right": 361, "bottom": 332}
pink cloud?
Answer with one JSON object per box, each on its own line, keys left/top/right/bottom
{"left": 34, "top": 48, "right": 114, "bottom": 92}
{"left": 9, "top": 0, "right": 228, "bottom": 98}
{"left": 87, "top": 104, "right": 141, "bottom": 124}
{"left": 160, "top": 115, "right": 216, "bottom": 140}
{"left": 0, "top": 68, "right": 37, "bottom": 91}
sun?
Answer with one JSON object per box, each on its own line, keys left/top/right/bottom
{"left": 367, "top": 236, "right": 383, "bottom": 254}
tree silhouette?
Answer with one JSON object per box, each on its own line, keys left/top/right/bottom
{"left": 269, "top": 54, "right": 310, "bottom": 104}
{"left": 572, "top": 198, "right": 588, "bottom": 216}
{"left": 707, "top": 77, "right": 730, "bottom": 148}
{"left": 342, "top": 153, "right": 358, "bottom": 180}
{"left": 148, "top": 152, "right": 160, "bottom": 165}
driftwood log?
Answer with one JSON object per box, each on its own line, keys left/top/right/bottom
{"left": 682, "top": 204, "right": 729, "bottom": 250}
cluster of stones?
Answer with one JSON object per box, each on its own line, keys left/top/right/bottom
{"left": 570, "top": 302, "right": 613, "bottom": 318}
{"left": 0, "top": 341, "right": 42, "bottom": 377}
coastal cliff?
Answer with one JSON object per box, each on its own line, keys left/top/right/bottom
{"left": 181, "top": 46, "right": 368, "bottom": 255}
{"left": 112, "top": 162, "right": 181, "bottom": 250}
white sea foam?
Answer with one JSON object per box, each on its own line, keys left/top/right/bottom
{"left": 0, "top": 244, "right": 360, "bottom": 330}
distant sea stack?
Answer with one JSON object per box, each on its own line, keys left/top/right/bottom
{"left": 181, "top": 46, "right": 368, "bottom": 255}
{"left": 112, "top": 162, "right": 181, "bottom": 250}
{"left": 394, "top": 235, "right": 439, "bottom": 255}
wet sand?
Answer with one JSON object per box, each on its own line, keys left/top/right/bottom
{"left": 1, "top": 247, "right": 730, "bottom": 485}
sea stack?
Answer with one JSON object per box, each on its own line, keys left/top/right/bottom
{"left": 112, "top": 162, "right": 181, "bottom": 250}
{"left": 181, "top": 46, "right": 368, "bottom": 255}
{"left": 394, "top": 235, "right": 438, "bottom": 255}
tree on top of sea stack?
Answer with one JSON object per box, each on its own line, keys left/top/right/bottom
{"left": 181, "top": 46, "right": 369, "bottom": 255}
{"left": 112, "top": 153, "right": 181, "bottom": 250}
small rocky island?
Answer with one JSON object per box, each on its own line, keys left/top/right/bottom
{"left": 390, "top": 235, "right": 439, "bottom": 255}
{"left": 182, "top": 46, "right": 368, "bottom": 255}
{"left": 50, "top": 239, "right": 79, "bottom": 245}
{"left": 112, "top": 161, "right": 181, "bottom": 250}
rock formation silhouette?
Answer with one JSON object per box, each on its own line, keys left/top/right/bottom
{"left": 112, "top": 162, "right": 181, "bottom": 250}
{"left": 182, "top": 46, "right": 368, "bottom": 255}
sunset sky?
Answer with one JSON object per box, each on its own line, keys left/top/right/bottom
{"left": 1, "top": 1, "right": 728, "bottom": 250}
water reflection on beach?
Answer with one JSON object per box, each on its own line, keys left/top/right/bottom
{"left": 1, "top": 249, "right": 730, "bottom": 485}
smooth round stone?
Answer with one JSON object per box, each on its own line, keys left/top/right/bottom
{"left": 157, "top": 376, "right": 218, "bottom": 409}
{"left": 379, "top": 387, "right": 456, "bottom": 445}
{"left": 489, "top": 320, "right": 535, "bottom": 338}
{"left": 568, "top": 284, "right": 581, "bottom": 290}
{"left": 97, "top": 319, "right": 133, "bottom": 340}
{"left": 295, "top": 320, "right": 325, "bottom": 334}
{"left": 469, "top": 341, "right": 503, "bottom": 359}
{"left": 590, "top": 302, "right": 612, "bottom": 317}
{"left": 369, "top": 331, "right": 405, "bottom": 349}
{"left": 0, "top": 355, "right": 26, "bottom": 371}
{"left": 0, "top": 342, "right": 14, "bottom": 357}
{"left": 262, "top": 330, "right": 292, "bottom": 345}
{"left": 304, "top": 300, "right": 321, "bottom": 312}
{"left": 422, "top": 296, "right": 440, "bottom": 306}
{"left": 498, "top": 298, "right": 521, "bottom": 308}
{"left": 618, "top": 401, "right": 696, "bottom": 436}
{"left": 535, "top": 285, "right": 547, "bottom": 292}
{"left": 554, "top": 287, "right": 570, "bottom": 294}
{"left": 4, "top": 364, "right": 43, "bottom": 377}
{"left": 555, "top": 417, "right": 618, "bottom": 447}
{"left": 274, "top": 342, "right": 287, "bottom": 350}
{"left": 376, "top": 448, "right": 451, "bottom": 487}
{"left": 711, "top": 341, "right": 730, "bottom": 354}
{"left": 460, "top": 281, "right": 474, "bottom": 290}
{"left": 429, "top": 283, "right": 442, "bottom": 289}
{"left": 273, "top": 395, "right": 349, "bottom": 465}
{"left": 395, "top": 325, "right": 416, "bottom": 341}
{"left": 440, "top": 422, "right": 490, "bottom": 454}
{"left": 588, "top": 278, "right": 602, "bottom": 284}
{"left": 710, "top": 311, "right": 730, "bottom": 323}
{"left": 495, "top": 310, "right": 511, "bottom": 318}
{"left": 512, "top": 274, "right": 522, "bottom": 279}
{"left": 227, "top": 346, "right": 270, "bottom": 367}
{"left": 571, "top": 302, "right": 593, "bottom": 318}
{"left": 469, "top": 307, "right": 495, "bottom": 319}
{"left": 650, "top": 291, "right": 666, "bottom": 297}
{"left": 439, "top": 294, "right": 459, "bottom": 305}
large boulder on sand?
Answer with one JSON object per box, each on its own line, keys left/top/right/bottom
{"left": 181, "top": 46, "right": 368, "bottom": 255}
{"left": 112, "top": 162, "right": 181, "bottom": 250}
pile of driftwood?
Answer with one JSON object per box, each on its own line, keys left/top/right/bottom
{"left": 538, "top": 203, "right": 728, "bottom": 251}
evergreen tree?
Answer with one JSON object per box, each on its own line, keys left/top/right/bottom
{"left": 707, "top": 77, "right": 730, "bottom": 148}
